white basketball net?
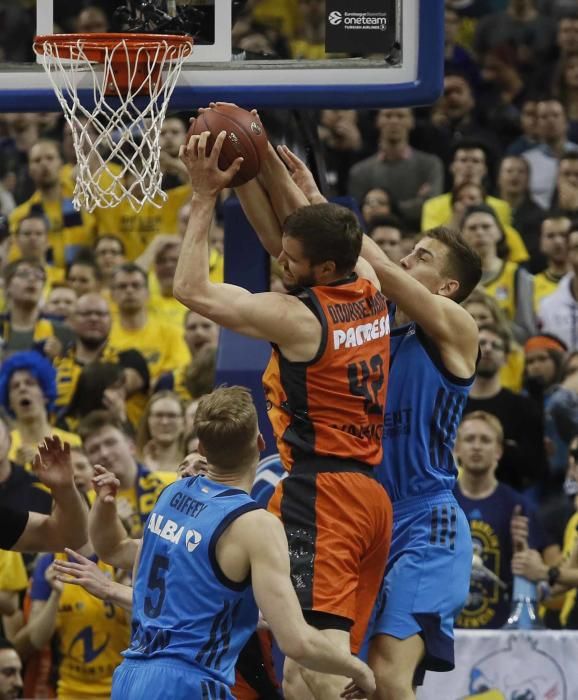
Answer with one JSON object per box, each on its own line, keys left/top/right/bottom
{"left": 34, "top": 36, "right": 192, "bottom": 213}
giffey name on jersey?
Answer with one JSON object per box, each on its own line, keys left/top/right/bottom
{"left": 147, "top": 512, "right": 202, "bottom": 552}
{"left": 333, "top": 314, "right": 390, "bottom": 350}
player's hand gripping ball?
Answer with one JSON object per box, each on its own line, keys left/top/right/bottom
{"left": 186, "top": 104, "right": 268, "bottom": 186}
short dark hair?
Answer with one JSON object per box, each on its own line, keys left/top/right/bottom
{"left": 444, "top": 68, "right": 474, "bottom": 91}
{"left": 283, "top": 203, "right": 362, "bottom": 276}
{"left": 462, "top": 203, "right": 509, "bottom": 260}
{"left": 450, "top": 139, "right": 490, "bottom": 164}
{"left": 67, "top": 364, "right": 124, "bottom": 421}
{"left": 367, "top": 215, "right": 403, "bottom": 236}
{"left": 499, "top": 154, "right": 530, "bottom": 177}
{"left": 559, "top": 10, "right": 578, "bottom": 22}
{"left": 67, "top": 249, "right": 102, "bottom": 281}
{"left": 0, "top": 637, "right": 16, "bottom": 652}
{"left": 16, "top": 212, "right": 49, "bottom": 235}
{"left": 423, "top": 227, "right": 482, "bottom": 304}
{"left": 78, "top": 409, "right": 127, "bottom": 443}
{"left": 450, "top": 181, "right": 486, "bottom": 204}
{"left": 3, "top": 258, "right": 46, "bottom": 286}
{"left": 541, "top": 211, "right": 571, "bottom": 233}
{"left": 479, "top": 322, "right": 511, "bottom": 355}
{"left": 111, "top": 262, "right": 148, "bottom": 287}
{"left": 94, "top": 234, "right": 126, "bottom": 255}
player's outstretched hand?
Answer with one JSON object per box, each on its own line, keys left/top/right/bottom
{"left": 32, "top": 436, "right": 74, "bottom": 490}
{"left": 277, "top": 144, "right": 327, "bottom": 205}
{"left": 92, "top": 465, "right": 120, "bottom": 504}
{"left": 53, "top": 548, "right": 112, "bottom": 601}
{"left": 341, "top": 662, "right": 376, "bottom": 699}
{"left": 180, "top": 130, "right": 243, "bottom": 196}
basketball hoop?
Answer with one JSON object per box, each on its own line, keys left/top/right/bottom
{"left": 33, "top": 33, "right": 193, "bottom": 213}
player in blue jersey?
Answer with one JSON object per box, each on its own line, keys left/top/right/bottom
{"left": 77, "top": 451, "right": 286, "bottom": 698}
{"left": 238, "top": 142, "right": 482, "bottom": 699}
{"left": 109, "top": 386, "right": 375, "bottom": 700}
{"left": 358, "top": 230, "right": 482, "bottom": 697}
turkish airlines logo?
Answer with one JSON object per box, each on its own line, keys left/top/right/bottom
{"left": 328, "top": 11, "right": 343, "bottom": 25}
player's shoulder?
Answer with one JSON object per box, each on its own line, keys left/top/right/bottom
{"left": 431, "top": 296, "right": 479, "bottom": 354}
{"left": 229, "top": 507, "right": 280, "bottom": 541}
{"left": 437, "top": 294, "right": 478, "bottom": 332}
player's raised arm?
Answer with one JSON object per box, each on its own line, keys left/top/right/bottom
{"left": 53, "top": 548, "right": 133, "bottom": 611}
{"left": 89, "top": 466, "right": 139, "bottom": 571}
{"left": 275, "top": 144, "right": 328, "bottom": 206}
{"left": 361, "top": 230, "right": 480, "bottom": 373}
{"left": 234, "top": 176, "right": 284, "bottom": 257}
{"left": 174, "top": 130, "right": 320, "bottom": 350}
{"left": 258, "top": 141, "right": 310, "bottom": 223}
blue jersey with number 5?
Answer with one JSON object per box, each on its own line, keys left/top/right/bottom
{"left": 126, "top": 476, "right": 261, "bottom": 687}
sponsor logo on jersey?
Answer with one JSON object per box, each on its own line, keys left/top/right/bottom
{"left": 333, "top": 314, "right": 389, "bottom": 350}
{"left": 147, "top": 512, "right": 203, "bottom": 552}
{"left": 185, "top": 529, "right": 202, "bottom": 553}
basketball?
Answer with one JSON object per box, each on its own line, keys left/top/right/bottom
{"left": 186, "top": 104, "right": 269, "bottom": 187}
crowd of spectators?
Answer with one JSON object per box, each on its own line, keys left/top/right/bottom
{"left": 0, "top": 0, "right": 577, "bottom": 696}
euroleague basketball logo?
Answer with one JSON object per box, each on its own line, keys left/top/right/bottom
{"left": 326, "top": 1, "right": 394, "bottom": 52}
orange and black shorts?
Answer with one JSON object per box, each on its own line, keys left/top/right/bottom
{"left": 233, "top": 630, "right": 280, "bottom": 699}
{"left": 268, "top": 458, "right": 392, "bottom": 653}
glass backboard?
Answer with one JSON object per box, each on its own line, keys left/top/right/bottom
{"left": 0, "top": 0, "right": 443, "bottom": 110}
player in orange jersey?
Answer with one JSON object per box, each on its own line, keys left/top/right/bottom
{"left": 174, "top": 128, "right": 392, "bottom": 700}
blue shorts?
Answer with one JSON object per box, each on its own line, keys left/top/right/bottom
{"left": 112, "top": 658, "right": 233, "bottom": 700}
{"left": 368, "top": 491, "right": 472, "bottom": 684}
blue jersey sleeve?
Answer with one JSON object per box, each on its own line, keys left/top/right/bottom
{"left": 30, "top": 553, "right": 55, "bottom": 601}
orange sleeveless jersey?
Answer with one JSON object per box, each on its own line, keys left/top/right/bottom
{"left": 263, "top": 275, "right": 390, "bottom": 470}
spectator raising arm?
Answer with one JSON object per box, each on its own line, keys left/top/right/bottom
{"left": 9, "top": 437, "right": 88, "bottom": 553}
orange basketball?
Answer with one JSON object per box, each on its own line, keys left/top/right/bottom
{"left": 186, "top": 104, "right": 269, "bottom": 186}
